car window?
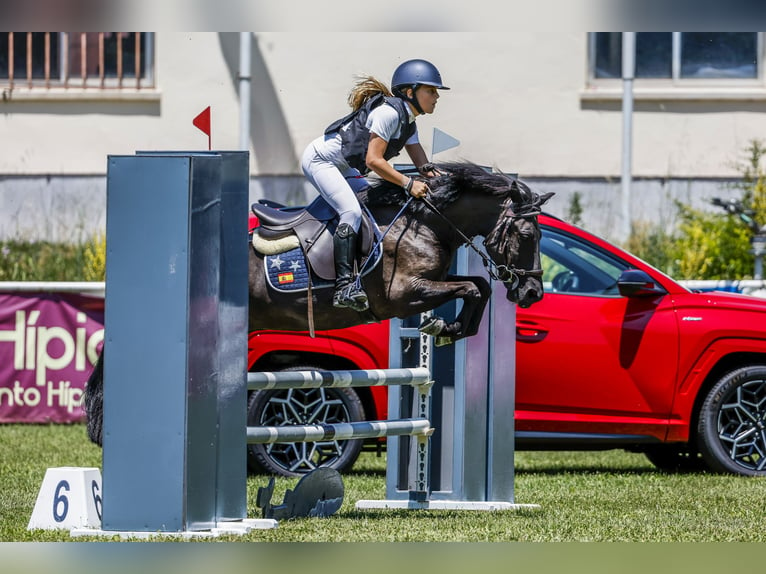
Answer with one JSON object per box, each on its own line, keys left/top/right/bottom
{"left": 541, "top": 226, "right": 629, "bottom": 296}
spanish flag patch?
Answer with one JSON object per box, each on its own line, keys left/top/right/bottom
{"left": 278, "top": 272, "right": 295, "bottom": 284}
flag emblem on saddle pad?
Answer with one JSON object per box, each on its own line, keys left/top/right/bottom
{"left": 278, "top": 272, "right": 295, "bottom": 284}
{"left": 264, "top": 246, "right": 333, "bottom": 293}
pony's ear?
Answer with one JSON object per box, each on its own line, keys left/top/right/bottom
{"left": 539, "top": 191, "right": 555, "bottom": 205}
{"left": 509, "top": 179, "right": 524, "bottom": 204}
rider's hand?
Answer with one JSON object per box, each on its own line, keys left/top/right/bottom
{"left": 409, "top": 179, "right": 430, "bottom": 199}
{"left": 418, "top": 162, "right": 439, "bottom": 178}
{"left": 403, "top": 176, "right": 430, "bottom": 199}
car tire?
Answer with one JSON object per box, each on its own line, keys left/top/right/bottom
{"left": 697, "top": 365, "right": 766, "bottom": 476}
{"left": 246, "top": 365, "right": 365, "bottom": 478}
{"left": 642, "top": 445, "right": 708, "bottom": 473}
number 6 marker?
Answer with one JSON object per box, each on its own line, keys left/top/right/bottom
{"left": 27, "top": 467, "right": 103, "bottom": 531}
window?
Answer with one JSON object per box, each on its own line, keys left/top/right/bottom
{"left": 1, "top": 32, "right": 154, "bottom": 92}
{"left": 540, "top": 227, "right": 628, "bottom": 296}
{"left": 591, "top": 32, "right": 760, "bottom": 81}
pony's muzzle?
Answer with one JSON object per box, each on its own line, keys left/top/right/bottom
{"left": 515, "top": 282, "right": 545, "bottom": 308}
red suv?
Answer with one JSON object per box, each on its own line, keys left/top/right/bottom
{"left": 247, "top": 212, "right": 766, "bottom": 477}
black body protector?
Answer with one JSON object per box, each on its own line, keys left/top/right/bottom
{"left": 324, "top": 93, "right": 416, "bottom": 174}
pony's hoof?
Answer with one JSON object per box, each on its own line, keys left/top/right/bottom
{"left": 418, "top": 316, "right": 446, "bottom": 336}
{"left": 434, "top": 336, "right": 454, "bottom": 347}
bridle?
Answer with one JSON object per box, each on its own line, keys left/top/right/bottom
{"left": 419, "top": 192, "right": 544, "bottom": 291}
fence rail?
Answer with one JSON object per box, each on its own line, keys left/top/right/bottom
{"left": 1, "top": 280, "right": 764, "bottom": 298}
{"left": 679, "top": 279, "right": 766, "bottom": 296}
{"left": 0, "top": 282, "right": 105, "bottom": 294}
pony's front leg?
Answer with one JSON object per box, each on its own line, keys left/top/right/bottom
{"left": 416, "top": 275, "right": 491, "bottom": 345}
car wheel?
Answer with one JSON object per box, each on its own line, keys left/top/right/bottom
{"left": 697, "top": 365, "right": 766, "bottom": 476}
{"left": 642, "top": 445, "right": 708, "bottom": 473}
{"left": 246, "top": 365, "right": 365, "bottom": 477}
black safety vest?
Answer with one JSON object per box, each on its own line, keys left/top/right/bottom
{"left": 324, "top": 93, "right": 416, "bottom": 174}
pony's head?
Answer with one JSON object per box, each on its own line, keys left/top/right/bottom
{"left": 484, "top": 178, "right": 554, "bottom": 308}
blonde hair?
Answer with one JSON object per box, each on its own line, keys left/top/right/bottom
{"left": 347, "top": 75, "right": 392, "bottom": 111}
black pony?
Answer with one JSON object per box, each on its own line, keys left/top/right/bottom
{"left": 248, "top": 162, "right": 553, "bottom": 343}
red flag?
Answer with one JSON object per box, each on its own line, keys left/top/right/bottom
{"left": 193, "top": 106, "right": 211, "bottom": 149}
{"left": 192, "top": 106, "right": 211, "bottom": 136}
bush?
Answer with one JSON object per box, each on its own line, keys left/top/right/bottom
{"left": 628, "top": 139, "right": 766, "bottom": 280}
{"left": 0, "top": 233, "right": 106, "bottom": 282}
{"left": 83, "top": 232, "right": 106, "bottom": 282}
{"left": 624, "top": 220, "right": 677, "bottom": 276}
{"left": 669, "top": 202, "right": 753, "bottom": 279}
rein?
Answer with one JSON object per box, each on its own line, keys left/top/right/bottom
{"left": 355, "top": 195, "right": 415, "bottom": 282}
{"left": 419, "top": 194, "right": 544, "bottom": 289}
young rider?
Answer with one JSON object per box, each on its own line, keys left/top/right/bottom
{"left": 301, "top": 59, "right": 449, "bottom": 312}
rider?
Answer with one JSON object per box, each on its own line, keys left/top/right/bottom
{"left": 301, "top": 59, "right": 449, "bottom": 312}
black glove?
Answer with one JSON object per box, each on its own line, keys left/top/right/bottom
{"left": 418, "top": 163, "right": 438, "bottom": 176}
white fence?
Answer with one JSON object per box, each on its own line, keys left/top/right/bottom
{"left": 0, "top": 282, "right": 105, "bottom": 295}
{"left": 678, "top": 279, "right": 766, "bottom": 297}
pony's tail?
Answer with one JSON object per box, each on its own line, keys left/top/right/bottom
{"left": 347, "top": 75, "right": 392, "bottom": 111}
{"left": 84, "top": 350, "right": 104, "bottom": 447}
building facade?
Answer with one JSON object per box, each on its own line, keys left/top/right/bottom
{"left": 2, "top": 32, "right": 765, "bottom": 241}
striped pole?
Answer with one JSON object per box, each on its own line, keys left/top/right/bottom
{"left": 247, "top": 367, "right": 432, "bottom": 391}
{"left": 246, "top": 418, "right": 432, "bottom": 444}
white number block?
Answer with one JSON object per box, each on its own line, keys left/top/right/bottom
{"left": 27, "top": 467, "right": 103, "bottom": 530}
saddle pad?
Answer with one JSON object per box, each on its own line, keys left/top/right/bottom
{"left": 265, "top": 247, "right": 332, "bottom": 293}
{"left": 252, "top": 231, "right": 301, "bottom": 255}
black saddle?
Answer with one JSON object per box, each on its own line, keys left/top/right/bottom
{"left": 251, "top": 196, "right": 378, "bottom": 281}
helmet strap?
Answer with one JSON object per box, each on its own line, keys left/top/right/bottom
{"left": 395, "top": 85, "right": 424, "bottom": 115}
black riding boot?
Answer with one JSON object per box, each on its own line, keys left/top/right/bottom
{"left": 333, "top": 223, "right": 369, "bottom": 312}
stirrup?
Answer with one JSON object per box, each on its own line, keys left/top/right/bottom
{"left": 333, "top": 282, "right": 369, "bottom": 312}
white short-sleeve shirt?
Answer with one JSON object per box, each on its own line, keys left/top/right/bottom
{"left": 366, "top": 103, "right": 419, "bottom": 145}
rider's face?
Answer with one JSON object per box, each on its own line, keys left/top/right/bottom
{"left": 414, "top": 85, "right": 440, "bottom": 115}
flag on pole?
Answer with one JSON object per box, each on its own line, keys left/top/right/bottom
{"left": 432, "top": 128, "right": 460, "bottom": 156}
{"left": 193, "top": 106, "right": 211, "bottom": 150}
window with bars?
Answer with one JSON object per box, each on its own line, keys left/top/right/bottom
{"left": 0, "top": 32, "right": 154, "bottom": 91}
{"left": 590, "top": 32, "right": 761, "bottom": 81}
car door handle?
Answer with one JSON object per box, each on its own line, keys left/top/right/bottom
{"left": 516, "top": 325, "right": 548, "bottom": 342}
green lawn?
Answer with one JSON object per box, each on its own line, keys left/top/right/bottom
{"left": 3, "top": 423, "right": 766, "bottom": 543}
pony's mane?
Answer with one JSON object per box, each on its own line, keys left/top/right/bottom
{"left": 360, "top": 162, "right": 515, "bottom": 213}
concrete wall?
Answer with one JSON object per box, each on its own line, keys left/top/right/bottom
{"left": 0, "top": 173, "right": 741, "bottom": 243}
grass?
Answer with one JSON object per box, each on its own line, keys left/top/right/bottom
{"left": 3, "top": 424, "right": 766, "bottom": 543}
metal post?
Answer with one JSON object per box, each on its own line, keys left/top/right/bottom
{"left": 135, "top": 150, "right": 250, "bottom": 524}
{"left": 752, "top": 233, "right": 766, "bottom": 280}
{"left": 620, "top": 32, "right": 635, "bottom": 243}
{"left": 360, "top": 245, "right": 538, "bottom": 511}
{"left": 239, "top": 33, "right": 252, "bottom": 152}
{"left": 102, "top": 155, "right": 222, "bottom": 532}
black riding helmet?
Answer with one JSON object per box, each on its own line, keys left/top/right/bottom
{"left": 391, "top": 59, "right": 449, "bottom": 114}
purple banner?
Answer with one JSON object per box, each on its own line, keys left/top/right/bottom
{"left": 0, "top": 293, "right": 104, "bottom": 423}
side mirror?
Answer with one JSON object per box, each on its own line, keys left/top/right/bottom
{"left": 617, "top": 269, "right": 666, "bottom": 298}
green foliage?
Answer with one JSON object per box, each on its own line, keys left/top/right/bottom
{"left": 82, "top": 232, "right": 107, "bottom": 282}
{"left": 624, "top": 220, "right": 676, "bottom": 276}
{"left": 669, "top": 202, "right": 753, "bottom": 279}
{"left": 566, "top": 191, "right": 584, "bottom": 227}
{"left": 0, "top": 233, "right": 105, "bottom": 282}
{"left": 628, "top": 139, "right": 766, "bottom": 280}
